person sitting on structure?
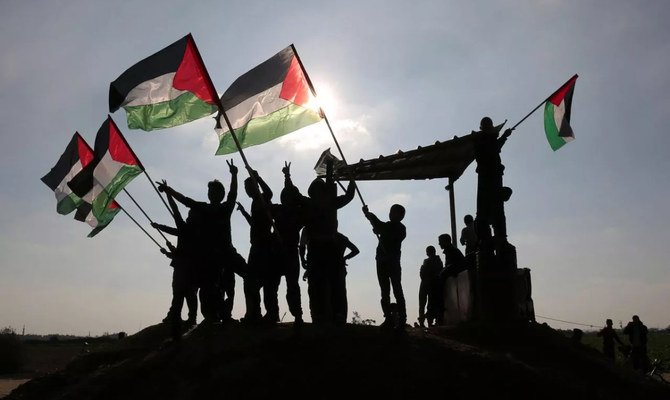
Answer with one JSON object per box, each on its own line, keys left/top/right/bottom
{"left": 363, "top": 203, "right": 407, "bottom": 330}
{"left": 418, "top": 245, "right": 443, "bottom": 327}
{"left": 438, "top": 233, "right": 466, "bottom": 277}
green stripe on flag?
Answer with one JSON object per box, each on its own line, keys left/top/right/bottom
{"left": 216, "top": 104, "right": 321, "bottom": 155}
{"left": 124, "top": 92, "right": 217, "bottom": 131}
{"left": 88, "top": 206, "right": 121, "bottom": 237}
{"left": 544, "top": 102, "right": 567, "bottom": 151}
{"left": 56, "top": 192, "right": 82, "bottom": 215}
{"left": 92, "top": 164, "right": 143, "bottom": 219}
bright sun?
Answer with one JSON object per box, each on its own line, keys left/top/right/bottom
{"left": 306, "top": 81, "right": 338, "bottom": 117}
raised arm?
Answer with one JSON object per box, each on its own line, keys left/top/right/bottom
{"left": 222, "top": 159, "right": 238, "bottom": 208}
{"left": 151, "top": 222, "right": 179, "bottom": 236}
{"left": 236, "top": 202, "right": 251, "bottom": 225}
{"left": 335, "top": 180, "right": 356, "bottom": 209}
{"left": 362, "top": 205, "right": 383, "bottom": 232}
{"left": 157, "top": 180, "right": 199, "bottom": 209}
{"left": 498, "top": 128, "right": 513, "bottom": 150}
{"left": 254, "top": 171, "right": 273, "bottom": 201}
{"left": 164, "top": 189, "right": 184, "bottom": 228}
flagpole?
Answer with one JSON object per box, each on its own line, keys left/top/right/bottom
{"left": 119, "top": 205, "right": 164, "bottom": 250}
{"left": 446, "top": 178, "right": 458, "bottom": 247}
{"left": 509, "top": 74, "right": 578, "bottom": 131}
{"left": 188, "top": 34, "right": 281, "bottom": 240}
{"left": 106, "top": 115, "right": 174, "bottom": 218}
{"left": 122, "top": 188, "right": 170, "bottom": 242}
{"left": 290, "top": 44, "right": 367, "bottom": 207}
{"left": 143, "top": 171, "right": 174, "bottom": 218}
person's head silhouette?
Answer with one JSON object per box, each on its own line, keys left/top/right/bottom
{"left": 480, "top": 116, "right": 493, "bottom": 131}
{"left": 389, "top": 204, "right": 405, "bottom": 222}
{"left": 208, "top": 180, "right": 225, "bottom": 204}
{"left": 244, "top": 177, "right": 260, "bottom": 199}
{"left": 438, "top": 233, "right": 451, "bottom": 250}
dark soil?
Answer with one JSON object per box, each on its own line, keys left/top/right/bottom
{"left": 6, "top": 322, "right": 670, "bottom": 399}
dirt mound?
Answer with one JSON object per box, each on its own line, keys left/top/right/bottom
{"left": 6, "top": 322, "right": 670, "bottom": 399}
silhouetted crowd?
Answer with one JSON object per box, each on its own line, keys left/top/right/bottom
{"left": 151, "top": 116, "right": 517, "bottom": 334}
{"left": 154, "top": 158, "right": 414, "bottom": 332}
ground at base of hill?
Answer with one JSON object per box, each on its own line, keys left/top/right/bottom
{"left": 6, "top": 321, "right": 670, "bottom": 400}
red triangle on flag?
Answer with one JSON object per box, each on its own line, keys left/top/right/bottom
{"left": 107, "top": 118, "right": 141, "bottom": 167}
{"left": 280, "top": 56, "right": 311, "bottom": 106}
{"left": 173, "top": 35, "right": 218, "bottom": 104}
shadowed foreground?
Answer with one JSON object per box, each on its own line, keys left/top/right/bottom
{"left": 6, "top": 322, "right": 670, "bottom": 400}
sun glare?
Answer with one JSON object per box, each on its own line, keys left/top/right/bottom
{"left": 306, "top": 82, "right": 338, "bottom": 117}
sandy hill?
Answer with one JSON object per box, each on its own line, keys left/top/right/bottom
{"left": 6, "top": 322, "right": 670, "bottom": 400}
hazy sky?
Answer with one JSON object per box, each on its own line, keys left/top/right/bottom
{"left": 1, "top": 0, "right": 669, "bottom": 335}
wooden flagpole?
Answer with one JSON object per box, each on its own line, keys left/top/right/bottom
{"left": 187, "top": 34, "right": 280, "bottom": 238}
{"left": 122, "top": 188, "right": 170, "bottom": 242}
{"left": 106, "top": 115, "right": 174, "bottom": 218}
{"left": 509, "top": 74, "right": 578, "bottom": 132}
{"left": 118, "top": 205, "right": 164, "bottom": 250}
{"left": 290, "top": 44, "right": 368, "bottom": 207}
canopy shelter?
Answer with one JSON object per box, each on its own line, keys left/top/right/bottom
{"left": 325, "top": 134, "right": 477, "bottom": 182}
{"left": 317, "top": 133, "right": 477, "bottom": 245}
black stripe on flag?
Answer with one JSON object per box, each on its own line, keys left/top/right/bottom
{"left": 109, "top": 35, "right": 189, "bottom": 112}
{"left": 558, "top": 84, "right": 575, "bottom": 138}
{"left": 41, "top": 133, "right": 81, "bottom": 190}
{"left": 221, "top": 46, "right": 294, "bottom": 110}
{"left": 68, "top": 118, "right": 111, "bottom": 197}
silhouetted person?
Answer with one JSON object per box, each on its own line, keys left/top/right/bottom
{"left": 151, "top": 185, "right": 199, "bottom": 326}
{"left": 363, "top": 204, "right": 407, "bottom": 329}
{"left": 289, "top": 159, "right": 355, "bottom": 324}
{"left": 262, "top": 162, "right": 306, "bottom": 326}
{"left": 597, "top": 319, "right": 623, "bottom": 361}
{"left": 436, "top": 234, "right": 466, "bottom": 325}
{"left": 438, "top": 234, "right": 466, "bottom": 276}
{"left": 330, "top": 231, "right": 360, "bottom": 324}
{"left": 623, "top": 315, "right": 650, "bottom": 371}
{"left": 472, "top": 117, "right": 512, "bottom": 249}
{"left": 238, "top": 168, "right": 274, "bottom": 324}
{"left": 418, "top": 246, "right": 442, "bottom": 327}
{"left": 157, "top": 160, "right": 242, "bottom": 323}
{"left": 460, "top": 214, "right": 478, "bottom": 255}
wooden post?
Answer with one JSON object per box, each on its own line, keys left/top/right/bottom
{"left": 447, "top": 177, "right": 457, "bottom": 246}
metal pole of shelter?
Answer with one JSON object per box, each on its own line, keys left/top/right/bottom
{"left": 447, "top": 178, "right": 457, "bottom": 246}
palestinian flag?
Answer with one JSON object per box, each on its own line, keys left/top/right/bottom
{"left": 109, "top": 34, "right": 218, "bottom": 131}
{"left": 74, "top": 200, "right": 121, "bottom": 237}
{"left": 68, "top": 117, "right": 143, "bottom": 219}
{"left": 215, "top": 45, "right": 323, "bottom": 155}
{"left": 41, "top": 133, "right": 94, "bottom": 215}
{"left": 544, "top": 74, "right": 578, "bottom": 151}
{"left": 313, "top": 148, "right": 345, "bottom": 177}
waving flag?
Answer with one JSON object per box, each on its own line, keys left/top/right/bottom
{"left": 544, "top": 74, "right": 578, "bottom": 151}
{"left": 41, "top": 133, "right": 94, "bottom": 215}
{"left": 74, "top": 200, "right": 121, "bottom": 237}
{"left": 215, "top": 45, "right": 322, "bottom": 155}
{"left": 68, "top": 117, "right": 144, "bottom": 219}
{"left": 109, "top": 34, "right": 218, "bottom": 131}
